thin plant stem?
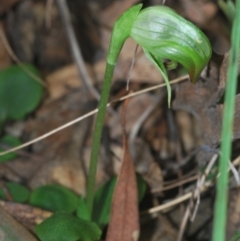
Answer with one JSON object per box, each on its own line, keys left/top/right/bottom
{"left": 212, "top": 1, "right": 240, "bottom": 240}
{"left": 85, "top": 62, "right": 115, "bottom": 213}
{"left": 85, "top": 4, "right": 142, "bottom": 214}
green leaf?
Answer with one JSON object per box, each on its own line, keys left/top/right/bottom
{"left": 0, "top": 135, "right": 21, "bottom": 163}
{"left": 92, "top": 176, "right": 116, "bottom": 228}
{"left": 137, "top": 173, "right": 147, "bottom": 202}
{"left": 0, "top": 64, "right": 43, "bottom": 123}
{"left": 230, "top": 231, "right": 240, "bottom": 241}
{"left": 35, "top": 212, "right": 101, "bottom": 241}
{"left": 0, "top": 187, "right": 6, "bottom": 200}
{"left": 92, "top": 174, "right": 147, "bottom": 228}
{"left": 76, "top": 196, "right": 91, "bottom": 221}
{"left": 218, "top": 0, "right": 235, "bottom": 23}
{"left": 130, "top": 6, "right": 212, "bottom": 84}
{"left": 6, "top": 182, "right": 30, "bottom": 203}
{"left": 29, "top": 184, "right": 78, "bottom": 213}
{"left": 0, "top": 182, "right": 30, "bottom": 202}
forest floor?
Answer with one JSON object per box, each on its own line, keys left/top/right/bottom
{"left": 0, "top": 0, "right": 239, "bottom": 241}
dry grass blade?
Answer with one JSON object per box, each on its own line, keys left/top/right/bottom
{"left": 0, "top": 75, "right": 188, "bottom": 156}
{"left": 106, "top": 95, "right": 139, "bottom": 241}
{"left": 143, "top": 155, "right": 240, "bottom": 216}
{"left": 177, "top": 154, "right": 218, "bottom": 241}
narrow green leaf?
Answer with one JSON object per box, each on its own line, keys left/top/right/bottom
{"left": 29, "top": 184, "right": 78, "bottom": 213}
{"left": 218, "top": 0, "right": 235, "bottom": 23}
{"left": 0, "top": 135, "right": 21, "bottom": 163}
{"left": 35, "top": 212, "right": 101, "bottom": 241}
{"left": 230, "top": 231, "right": 240, "bottom": 241}
{"left": 136, "top": 173, "right": 147, "bottom": 202}
{"left": 76, "top": 196, "right": 91, "bottom": 221}
{"left": 92, "top": 174, "right": 146, "bottom": 228}
{"left": 212, "top": 0, "right": 240, "bottom": 239}
{"left": 92, "top": 176, "right": 116, "bottom": 228}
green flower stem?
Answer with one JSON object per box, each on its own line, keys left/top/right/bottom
{"left": 85, "top": 62, "right": 115, "bottom": 214}
{"left": 212, "top": 0, "right": 240, "bottom": 240}
{"left": 85, "top": 4, "right": 142, "bottom": 215}
{"left": 85, "top": 3, "right": 212, "bottom": 216}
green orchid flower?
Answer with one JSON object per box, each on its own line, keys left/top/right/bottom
{"left": 86, "top": 4, "right": 212, "bottom": 213}
{"left": 108, "top": 4, "right": 212, "bottom": 104}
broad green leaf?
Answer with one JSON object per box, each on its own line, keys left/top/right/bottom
{"left": 130, "top": 6, "right": 212, "bottom": 83}
{"left": 6, "top": 182, "right": 30, "bottom": 203}
{"left": 92, "top": 174, "right": 146, "bottom": 228}
{"left": 0, "top": 182, "right": 30, "bottom": 202}
{"left": 76, "top": 196, "right": 91, "bottom": 221}
{"left": 29, "top": 184, "right": 78, "bottom": 213}
{"left": 0, "top": 64, "right": 43, "bottom": 123}
{"left": 35, "top": 212, "right": 101, "bottom": 241}
{"left": 0, "top": 135, "right": 21, "bottom": 162}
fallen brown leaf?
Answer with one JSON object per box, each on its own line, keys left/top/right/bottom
{"left": 106, "top": 96, "right": 139, "bottom": 241}
{"left": 0, "top": 205, "right": 38, "bottom": 241}
{"left": 0, "top": 201, "right": 52, "bottom": 232}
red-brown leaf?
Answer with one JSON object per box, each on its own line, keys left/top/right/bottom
{"left": 106, "top": 97, "right": 139, "bottom": 241}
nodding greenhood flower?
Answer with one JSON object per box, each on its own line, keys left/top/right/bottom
{"left": 107, "top": 4, "right": 212, "bottom": 105}
{"left": 86, "top": 4, "right": 212, "bottom": 213}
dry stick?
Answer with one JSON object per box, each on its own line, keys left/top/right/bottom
{"left": 0, "top": 75, "right": 188, "bottom": 156}
{"left": 152, "top": 174, "right": 199, "bottom": 193}
{"left": 176, "top": 154, "right": 218, "bottom": 241}
{"left": 56, "top": 0, "right": 100, "bottom": 100}
{"left": 141, "top": 181, "right": 212, "bottom": 215}
{"left": 0, "top": 28, "right": 46, "bottom": 87}
{"left": 143, "top": 155, "right": 240, "bottom": 216}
